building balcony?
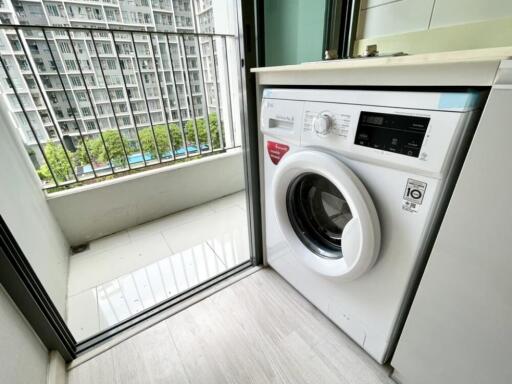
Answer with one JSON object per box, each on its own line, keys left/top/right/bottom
{"left": 0, "top": 24, "right": 245, "bottom": 343}
{"left": 3, "top": 119, "right": 247, "bottom": 342}
{"left": 43, "top": 149, "right": 249, "bottom": 341}
{"left": 65, "top": 188, "right": 248, "bottom": 340}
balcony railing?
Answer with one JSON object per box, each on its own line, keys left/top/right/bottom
{"left": 0, "top": 24, "right": 241, "bottom": 192}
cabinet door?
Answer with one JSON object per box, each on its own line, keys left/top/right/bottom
{"left": 391, "top": 88, "right": 512, "bottom": 384}
{"left": 430, "top": 0, "right": 512, "bottom": 28}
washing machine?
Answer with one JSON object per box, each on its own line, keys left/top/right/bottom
{"left": 261, "top": 88, "right": 483, "bottom": 363}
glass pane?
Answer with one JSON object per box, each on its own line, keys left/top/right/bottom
{"left": 287, "top": 173, "right": 352, "bottom": 259}
{"left": 0, "top": 0, "right": 247, "bottom": 345}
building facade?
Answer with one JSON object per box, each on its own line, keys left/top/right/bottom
{"left": 0, "top": 0, "right": 236, "bottom": 179}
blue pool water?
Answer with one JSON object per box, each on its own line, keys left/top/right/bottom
{"left": 79, "top": 145, "right": 208, "bottom": 175}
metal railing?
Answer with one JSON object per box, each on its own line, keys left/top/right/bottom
{"left": 0, "top": 24, "right": 241, "bottom": 191}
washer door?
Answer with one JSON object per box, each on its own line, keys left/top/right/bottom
{"left": 272, "top": 150, "right": 381, "bottom": 279}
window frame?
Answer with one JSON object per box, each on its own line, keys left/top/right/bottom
{"left": 0, "top": 0, "right": 262, "bottom": 362}
{"left": 323, "top": 0, "right": 360, "bottom": 59}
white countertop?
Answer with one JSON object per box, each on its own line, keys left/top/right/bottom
{"left": 252, "top": 47, "right": 512, "bottom": 87}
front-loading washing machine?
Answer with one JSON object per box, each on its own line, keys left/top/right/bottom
{"left": 260, "top": 88, "right": 483, "bottom": 363}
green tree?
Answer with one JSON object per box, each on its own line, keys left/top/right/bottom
{"left": 169, "top": 123, "right": 184, "bottom": 149}
{"left": 184, "top": 119, "right": 198, "bottom": 147}
{"left": 37, "top": 164, "right": 52, "bottom": 182}
{"left": 37, "top": 142, "right": 73, "bottom": 183}
{"left": 208, "top": 113, "right": 221, "bottom": 148}
{"left": 138, "top": 127, "right": 159, "bottom": 159}
{"left": 153, "top": 126, "right": 172, "bottom": 156}
{"left": 73, "top": 131, "right": 134, "bottom": 168}
{"left": 37, "top": 114, "right": 226, "bottom": 184}
{"left": 184, "top": 113, "right": 221, "bottom": 150}
{"left": 73, "top": 137, "right": 94, "bottom": 166}
{"left": 91, "top": 131, "right": 131, "bottom": 167}
{"left": 139, "top": 125, "right": 200, "bottom": 158}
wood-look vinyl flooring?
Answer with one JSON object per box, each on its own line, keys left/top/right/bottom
{"left": 68, "top": 268, "right": 394, "bottom": 384}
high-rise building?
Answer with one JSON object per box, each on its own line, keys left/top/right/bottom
{"left": 0, "top": 0, "right": 237, "bottom": 181}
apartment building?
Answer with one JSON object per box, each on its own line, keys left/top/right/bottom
{"left": 0, "top": 0, "right": 231, "bottom": 176}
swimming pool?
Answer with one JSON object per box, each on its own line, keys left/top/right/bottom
{"left": 79, "top": 144, "right": 208, "bottom": 175}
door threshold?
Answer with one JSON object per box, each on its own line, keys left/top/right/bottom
{"left": 69, "top": 263, "right": 261, "bottom": 369}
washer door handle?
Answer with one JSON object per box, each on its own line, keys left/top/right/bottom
{"left": 341, "top": 217, "right": 361, "bottom": 268}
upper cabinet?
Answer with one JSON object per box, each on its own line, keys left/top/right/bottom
{"left": 430, "top": 0, "right": 512, "bottom": 28}
{"left": 355, "top": 0, "right": 512, "bottom": 55}
{"left": 357, "top": 0, "right": 435, "bottom": 39}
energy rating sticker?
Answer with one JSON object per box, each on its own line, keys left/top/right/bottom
{"left": 402, "top": 179, "right": 427, "bottom": 213}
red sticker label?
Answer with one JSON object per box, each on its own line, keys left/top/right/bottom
{"left": 267, "top": 141, "right": 290, "bottom": 165}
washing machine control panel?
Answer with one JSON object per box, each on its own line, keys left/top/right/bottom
{"left": 300, "top": 100, "right": 466, "bottom": 176}
{"left": 354, "top": 111, "right": 430, "bottom": 158}
{"left": 305, "top": 110, "right": 352, "bottom": 138}
{"left": 313, "top": 113, "right": 332, "bottom": 136}
{"left": 261, "top": 88, "right": 480, "bottom": 176}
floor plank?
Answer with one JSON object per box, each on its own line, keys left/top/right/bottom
{"left": 67, "top": 349, "right": 115, "bottom": 384}
{"left": 68, "top": 269, "right": 393, "bottom": 384}
{"left": 111, "top": 322, "right": 189, "bottom": 384}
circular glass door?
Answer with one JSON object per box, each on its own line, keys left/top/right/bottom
{"left": 271, "top": 149, "right": 381, "bottom": 278}
{"left": 286, "top": 173, "right": 352, "bottom": 259}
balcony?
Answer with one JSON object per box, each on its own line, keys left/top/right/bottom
{"left": 65, "top": 188, "right": 248, "bottom": 340}
{"left": 0, "top": 24, "right": 247, "bottom": 343}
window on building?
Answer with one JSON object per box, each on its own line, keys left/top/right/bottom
{"left": 34, "top": 58, "right": 45, "bottom": 72}
{"left": 46, "top": 4, "right": 60, "bottom": 17}
{"left": 65, "top": 60, "right": 77, "bottom": 71}
{"left": 76, "top": 92, "right": 87, "bottom": 102}
{"left": 105, "top": 9, "right": 115, "bottom": 21}
{"left": 70, "top": 76, "right": 82, "bottom": 86}
{"left": 67, "top": 107, "right": 77, "bottom": 116}
{"left": 40, "top": 77, "right": 52, "bottom": 89}
{"left": 54, "top": 108, "right": 64, "bottom": 118}
{"left": 101, "top": 58, "right": 116, "bottom": 71}
{"left": 29, "top": 42, "right": 39, "bottom": 54}
{"left": 110, "top": 89, "right": 123, "bottom": 100}
{"left": 59, "top": 42, "right": 71, "bottom": 53}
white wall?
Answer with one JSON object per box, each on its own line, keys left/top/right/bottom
{"left": 0, "top": 284, "right": 49, "bottom": 384}
{"left": 0, "top": 102, "right": 70, "bottom": 317}
{"left": 357, "top": 0, "right": 512, "bottom": 39}
{"left": 47, "top": 150, "right": 245, "bottom": 246}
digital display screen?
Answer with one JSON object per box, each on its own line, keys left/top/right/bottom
{"left": 355, "top": 112, "right": 430, "bottom": 158}
{"left": 363, "top": 115, "right": 384, "bottom": 126}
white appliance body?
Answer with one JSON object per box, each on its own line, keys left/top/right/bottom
{"left": 261, "top": 88, "right": 482, "bottom": 363}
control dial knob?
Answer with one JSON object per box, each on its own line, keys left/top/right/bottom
{"left": 313, "top": 113, "right": 332, "bottom": 136}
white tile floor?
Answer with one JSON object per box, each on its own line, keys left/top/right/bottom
{"left": 66, "top": 190, "right": 250, "bottom": 341}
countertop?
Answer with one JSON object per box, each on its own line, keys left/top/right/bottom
{"left": 251, "top": 47, "right": 512, "bottom": 87}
